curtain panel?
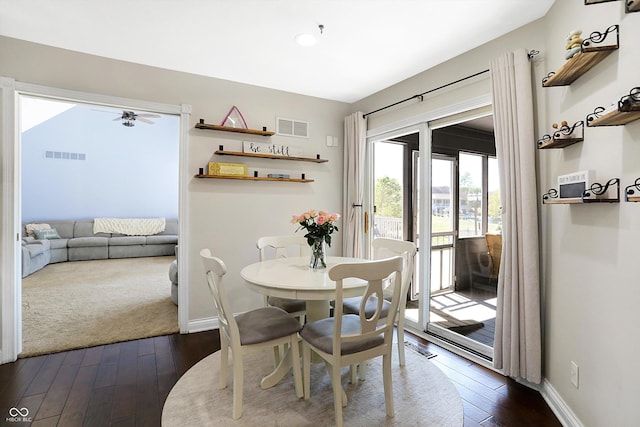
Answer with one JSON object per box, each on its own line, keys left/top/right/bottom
{"left": 489, "top": 49, "right": 542, "bottom": 384}
{"left": 342, "top": 112, "right": 367, "bottom": 258}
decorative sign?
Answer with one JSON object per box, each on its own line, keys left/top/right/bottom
{"left": 243, "top": 141, "right": 303, "bottom": 157}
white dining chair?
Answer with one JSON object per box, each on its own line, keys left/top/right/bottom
{"left": 343, "top": 238, "right": 417, "bottom": 366}
{"left": 300, "top": 256, "right": 404, "bottom": 427}
{"left": 200, "top": 249, "right": 303, "bottom": 420}
{"left": 256, "top": 235, "right": 309, "bottom": 323}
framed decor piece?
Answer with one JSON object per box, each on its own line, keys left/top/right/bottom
{"left": 221, "top": 106, "right": 248, "bottom": 129}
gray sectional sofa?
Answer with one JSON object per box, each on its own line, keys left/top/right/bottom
{"left": 21, "top": 219, "right": 178, "bottom": 277}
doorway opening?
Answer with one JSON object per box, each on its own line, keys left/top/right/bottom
{"left": 18, "top": 94, "right": 181, "bottom": 357}
{"left": 426, "top": 115, "right": 499, "bottom": 359}
{"left": 370, "top": 113, "right": 499, "bottom": 360}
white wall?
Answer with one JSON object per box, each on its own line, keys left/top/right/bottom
{"left": 0, "top": 35, "right": 351, "bottom": 325}
{"left": 353, "top": 1, "right": 640, "bottom": 426}
{"left": 21, "top": 103, "right": 179, "bottom": 221}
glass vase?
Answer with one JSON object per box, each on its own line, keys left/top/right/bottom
{"left": 309, "top": 237, "right": 327, "bottom": 270}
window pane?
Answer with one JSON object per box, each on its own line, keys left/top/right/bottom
{"left": 458, "top": 153, "right": 483, "bottom": 237}
{"left": 488, "top": 157, "right": 502, "bottom": 234}
{"left": 374, "top": 142, "right": 403, "bottom": 240}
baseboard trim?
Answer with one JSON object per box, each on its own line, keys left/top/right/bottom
{"left": 541, "top": 378, "right": 584, "bottom": 427}
{"left": 187, "top": 316, "right": 218, "bottom": 333}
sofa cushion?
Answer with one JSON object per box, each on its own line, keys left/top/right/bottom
{"left": 25, "top": 223, "right": 51, "bottom": 237}
{"left": 34, "top": 228, "right": 61, "bottom": 240}
{"left": 74, "top": 220, "right": 110, "bottom": 238}
{"left": 48, "top": 238, "right": 69, "bottom": 250}
{"left": 67, "top": 237, "right": 109, "bottom": 248}
{"left": 46, "top": 221, "right": 75, "bottom": 239}
{"left": 26, "top": 239, "right": 51, "bottom": 256}
{"left": 146, "top": 235, "right": 178, "bottom": 245}
{"left": 109, "top": 236, "right": 146, "bottom": 246}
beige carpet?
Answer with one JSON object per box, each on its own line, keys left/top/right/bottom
{"left": 162, "top": 343, "right": 463, "bottom": 427}
{"left": 21, "top": 256, "right": 178, "bottom": 357}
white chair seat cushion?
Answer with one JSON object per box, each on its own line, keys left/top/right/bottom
{"left": 300, "top": 315, "right": 384, "bottom": 355}
{"left": 267, "top": 296, "right": 306, "bottom": 314}
{"left": 236, "top": 307, "right": 302, "bottom": 345}
{"left": 342, "top": 296, "right": 391, "bottom": 318}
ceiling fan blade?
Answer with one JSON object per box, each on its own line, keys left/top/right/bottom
{"left": 112, "top": 117, "right": 122, "bottom": 121}
{"left": 136, "top": 113, "right": 161, "bottom": 118}
{"left": 137, "top": 117, "right": 155, "bottom": 124}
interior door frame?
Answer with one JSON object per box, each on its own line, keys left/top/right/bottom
{"left": 0, "top": 77, "right": 191, "bottom": 363}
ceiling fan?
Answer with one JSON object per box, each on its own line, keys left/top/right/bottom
{"left": 115, "top": 110, "right": 161, "bottom": 127}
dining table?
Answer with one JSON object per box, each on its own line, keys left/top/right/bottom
{"left": 240, "top": 255, "right": 369, "bottom": 387}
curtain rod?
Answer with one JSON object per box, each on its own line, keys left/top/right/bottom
{"left": 362, "top": 49, "right": 540, "bottom": 119}
{"left": 362, "top": 69, "right": 489, "bottom": 119}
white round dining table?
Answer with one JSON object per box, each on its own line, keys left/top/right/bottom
{"left": 240, "top": 256, "right": 368, "bottom": 323}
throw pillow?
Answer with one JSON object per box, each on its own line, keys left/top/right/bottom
{"left": 25, "top": 223, "right": 51, "bottom": 237}
{"left": 34, "top": 228, "right": 61, "bottom": 240}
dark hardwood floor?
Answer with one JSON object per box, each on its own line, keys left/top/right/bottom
{"left": 0, "top": 330, "right": 561, "bottom": 426}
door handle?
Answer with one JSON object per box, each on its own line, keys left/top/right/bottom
{"left": 364, "top": 211, "right": 369, "bottom": 234}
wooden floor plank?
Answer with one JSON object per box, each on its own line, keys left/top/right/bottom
{"left": 0, "top": 329, "right": 561, "bottom": 426}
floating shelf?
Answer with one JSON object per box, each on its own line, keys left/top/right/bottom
{"left": 584, "top": 0, "right": 617, "bottom": 5}
{"left": 627, "top": 0, "right": 640, "bottom": 13}
{"left": 542, "top": 25, "right": 619, "bottom": 87}
{"left": 537, "top": 121, "right": 584, "bottom": 149}
{"left": 625, "top": 178, "right": 640, "bottom": 202}
{"left": 586, "top": 87, "right": 640, "bottom": 127}
{"left": 194, "top": 174, "right": 313, "bottom": 183}
{"left": 214, "top": 150, "right": 328, "bottom": 163}
{"left": 542, "top": 178, "right": 620, "bottom": 204}
{"left": 195, "top": 122, "right": 275, "bottom": 136}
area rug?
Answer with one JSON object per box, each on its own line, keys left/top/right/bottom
{"left": 162, "top": 343, "right": 463, "bottom": 427}
{"left": 21, "top": 256, "right": 178, "bottom": 357}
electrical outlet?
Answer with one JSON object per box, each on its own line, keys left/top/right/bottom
{"left": 570, "top": 361, "right": 579, "bottom": 388}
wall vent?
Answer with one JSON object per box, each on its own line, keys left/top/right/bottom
{"left": 276, "top": 117, "right": 309, "bottom": 138}
{"left": 45, "top": 150, "right": 86, "bottom": 161}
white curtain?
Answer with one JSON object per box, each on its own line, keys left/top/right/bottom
{"left": 490, "top": 49, "right": 542, "bottom": 384}
{"left": 342, "top": 112, "right": 367, "bottom": 258}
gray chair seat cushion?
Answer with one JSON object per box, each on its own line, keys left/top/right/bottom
{"left": 267, "top": 296, "right": 306, "bottom": 314}
{"left": 300, "top": 314, "right": 384, "bottom": 355}
{"left": 235, "top": 307, "right": 301, "bottom": 345}
{"left": 342, "top": 296, "right": 391, "bottom": 318}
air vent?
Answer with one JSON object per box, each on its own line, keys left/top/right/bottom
{"left": 276, "top": 117, "right": 309, "bottom": 138}
{"left": 45, "top": 150, "right": 86, "bottom": 161}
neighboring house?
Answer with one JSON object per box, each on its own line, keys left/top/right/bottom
{"left": 1, "top": 2, "right": 639, "bottom": 427}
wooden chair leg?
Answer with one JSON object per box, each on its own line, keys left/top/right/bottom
{"left": 383, "top": 353, "right": 394, "bottom": 418}
{"left": 290, "top": 336, "right": 303, "bottom": 398}
{"left": 302, "top": 344, "right": 311, "bottom": 399}
{"left": 397, "top": 317, "right": 406, "bottom": 366}
{"left": 232, "top": 353, "right": 244, "bottom": 419}
{"left": 332, "top": 363, "right": 344, "bottom": 427}
{"left": 219, "top": 341, "right": 229, "bottom": 389}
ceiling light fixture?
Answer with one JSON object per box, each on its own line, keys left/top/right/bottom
{"left": 295, "top": 24, "right": 324, "bottom": 47}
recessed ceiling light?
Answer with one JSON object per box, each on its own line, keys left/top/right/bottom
{"left": 295, "top": 33, "right": 317, "bottom": 47}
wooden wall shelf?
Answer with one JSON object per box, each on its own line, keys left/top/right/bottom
{"left": 625, "top": 178, "right": 640, "bottom": 202}
{"left": 195, "top": 122, "right": 275, "bottom": 136}
{"left": 586, "top": 87, "right": 640, "bottom": 127}
{"left": 214, "top": 150, "right": 328, "bottom": 163}
{"left": 195, "top": 174, "right": 313, "bottom": 183}
{"left": 627, "top": 0, "right": 640, "bottom": 13}
{"left": 542, "top": 25, "right": 619, "bottom": 87}
{"left": 542, "top": 178, "right": 620, "bottom": 204}
{"left": 537, "top": 121, "right": 584, "bottom": 149}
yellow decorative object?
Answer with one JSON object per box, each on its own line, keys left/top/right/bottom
{"left": 208, "top": 162, "right": 248, "bottom": 176}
